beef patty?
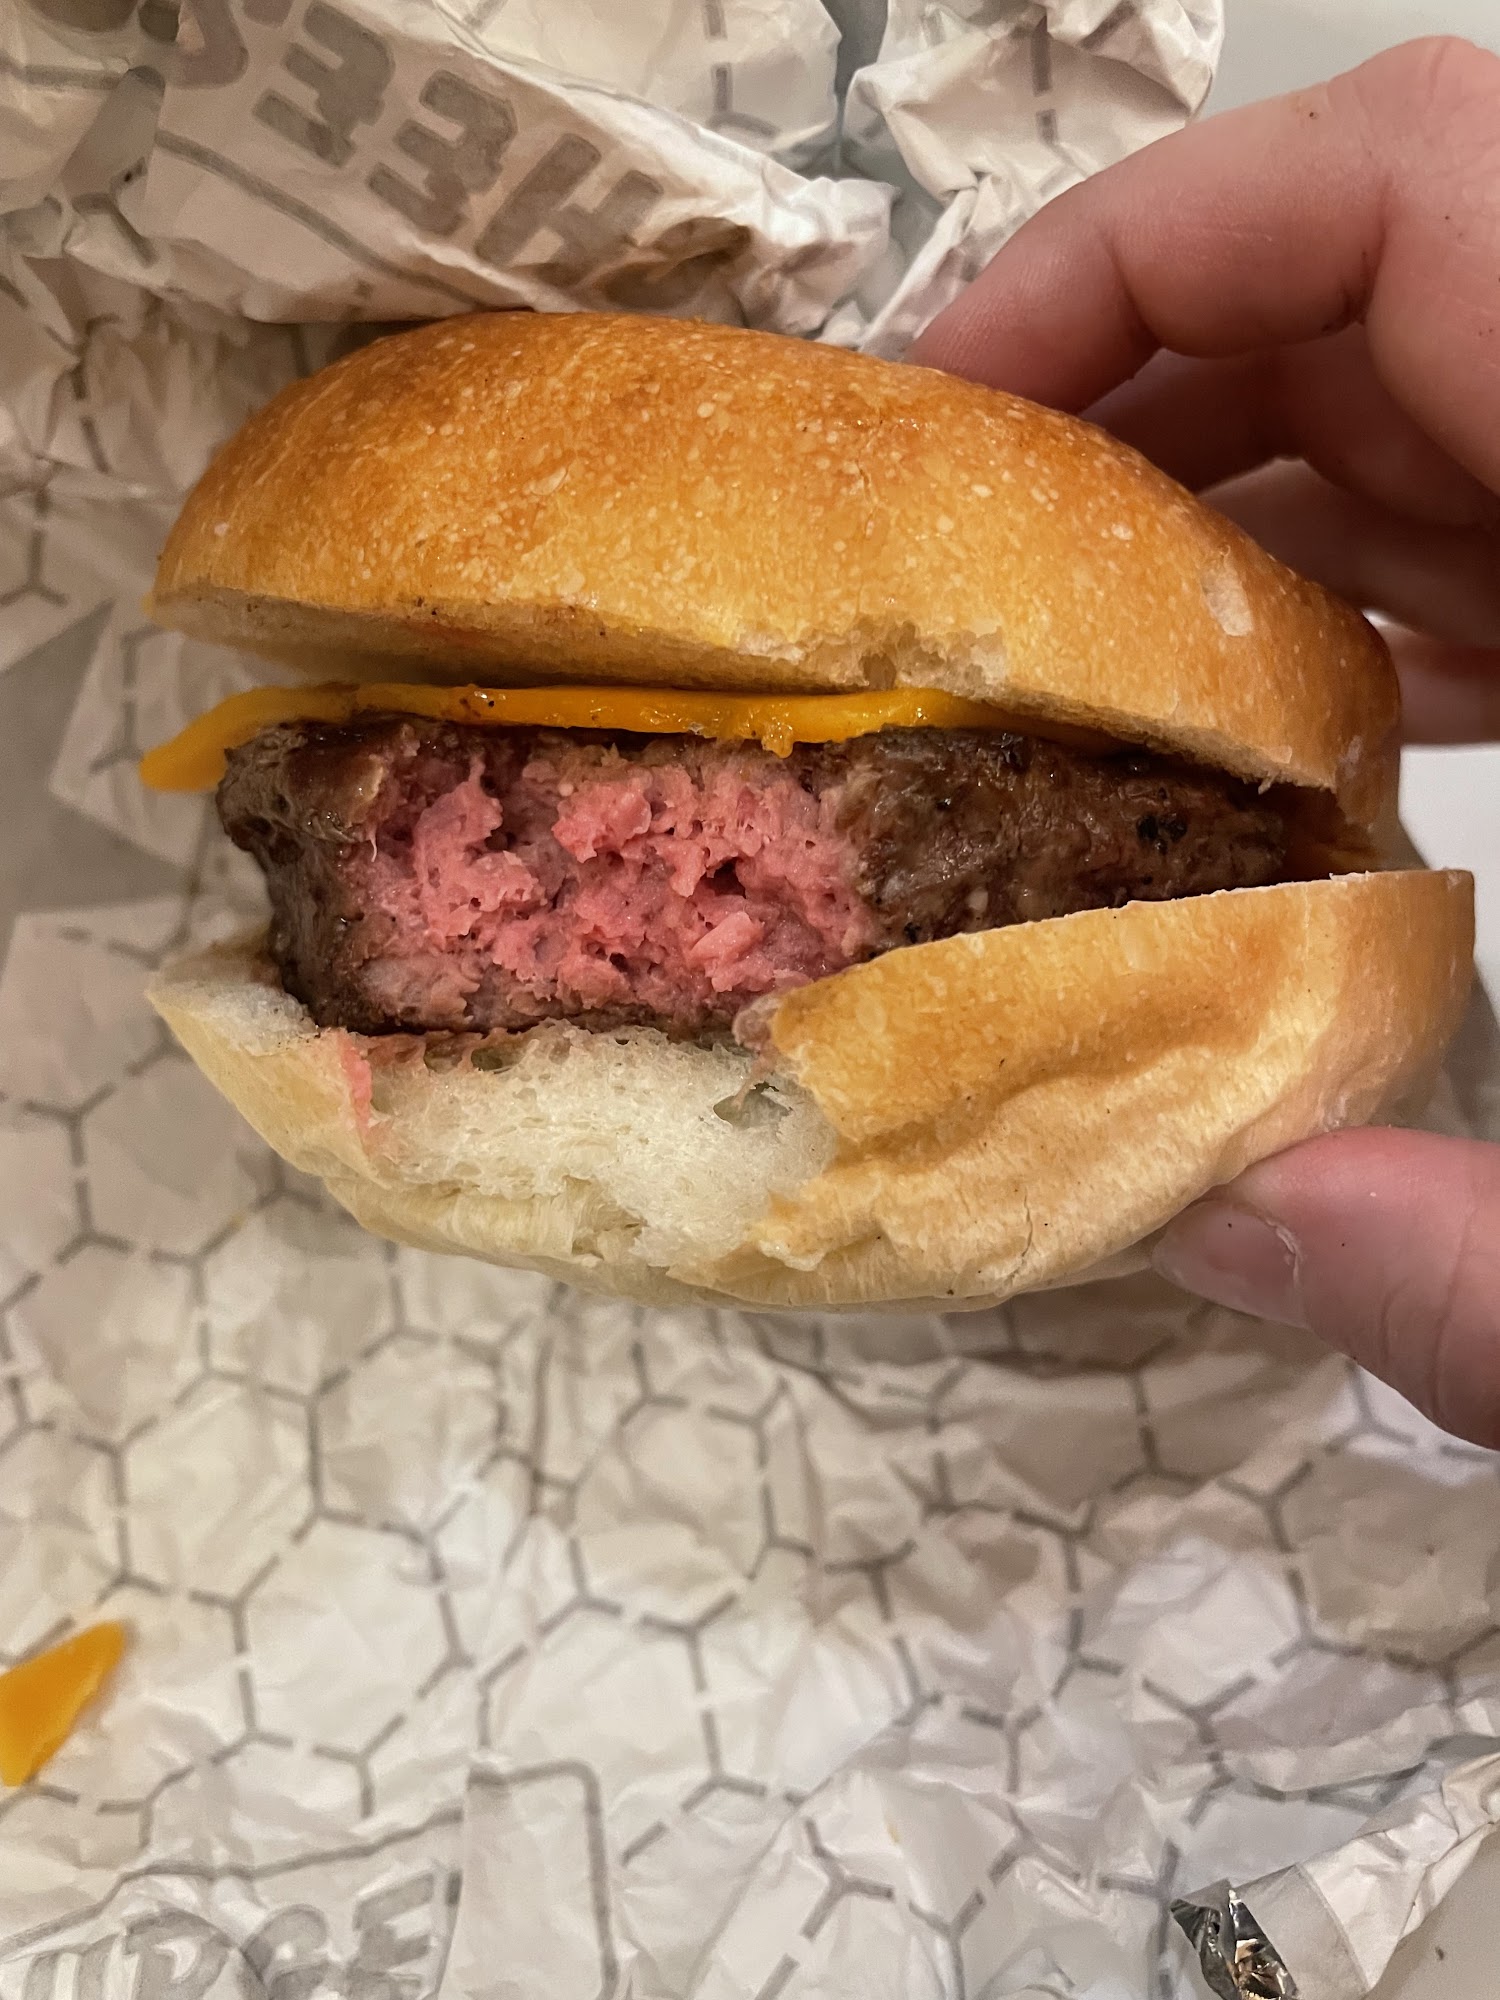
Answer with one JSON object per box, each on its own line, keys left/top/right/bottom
{"left": 219, "top": 717, "right": 1298, "bottom": 1038}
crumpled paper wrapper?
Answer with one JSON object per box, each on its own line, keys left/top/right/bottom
{"left": 3, "top": 2, "right": 1499, "bottom": 1995}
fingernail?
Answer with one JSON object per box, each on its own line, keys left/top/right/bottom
{"left": 1151, "top": 1200, "right": 1307, "bottom": 1326}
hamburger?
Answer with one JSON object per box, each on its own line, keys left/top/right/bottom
{"left": 140, "top": 311, "right": 1474, "bottom": 1312}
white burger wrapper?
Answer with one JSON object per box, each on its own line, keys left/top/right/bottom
{"left": 1, "top": 2, "right": 1498, "bottom": 1995}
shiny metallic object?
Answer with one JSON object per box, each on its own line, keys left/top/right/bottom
{"left": 1173, "top": 1882, "right": 1299, "bottom": 1998}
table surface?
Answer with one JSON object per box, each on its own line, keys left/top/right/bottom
{"left": 1208, "top": 14, "right": 1500, "bottom": 1994}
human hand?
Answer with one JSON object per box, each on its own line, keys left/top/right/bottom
{"left": 910, "top": 37, "right": 1500, "bottom": 1444}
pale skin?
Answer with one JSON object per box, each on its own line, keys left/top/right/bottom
{"left": 910, "top": 36, "right": 1500, "bottom": 1447}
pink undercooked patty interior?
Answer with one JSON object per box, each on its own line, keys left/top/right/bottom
{"left": 217, "top": 718, "right": 1300, "bottom": 1038}
{"left": 360, "top": 742, "right": 874, "bottom": 1030}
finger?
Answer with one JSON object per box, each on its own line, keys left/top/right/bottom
{"left": 1205, "top": 462, "right": 1500, "bottom": 650}
{"left": 1383, "top": 628, "right": 1500, "bottom": 744}
{"left": 1088, "top": 334, "right": 1500, "bottom": 530}
{"left": 909, "top": 38, "right": 1500, "bottom": 489}
{"left": 1083, "top": 350, "right": 1286, "bottom": 492}
{"left": 1152, "top": 1129, "right": 1500, "bottom": 1449}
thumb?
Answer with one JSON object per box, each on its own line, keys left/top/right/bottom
{"left": 1151, "top": 1129, "right": 1500, "bottom": 1447}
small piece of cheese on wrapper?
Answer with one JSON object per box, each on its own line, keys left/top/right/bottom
{"left": 0, "top": 1622, "right": 127, "bottom": 1785}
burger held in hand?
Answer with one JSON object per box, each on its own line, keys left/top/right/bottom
{"left": 140, "top": 311, "right": 1473, "bottom": 1312}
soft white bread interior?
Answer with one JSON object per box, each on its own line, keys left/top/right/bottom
{"left": 149, "top": 870, "right": 1474, "bottom": 1313}
{"left": 150, "top": 312, "right": 1398, "bottom": 829}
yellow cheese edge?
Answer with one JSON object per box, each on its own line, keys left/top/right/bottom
{"left": 139, "top": 683, "right": 1015, "bottom": 792}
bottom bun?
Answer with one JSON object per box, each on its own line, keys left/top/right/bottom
{"left": 149, "top": 870, "right": 1473, "bottom": 1313}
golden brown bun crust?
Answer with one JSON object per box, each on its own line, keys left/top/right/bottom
{"left": 152, "top": 312, "right": 1398, "bottom": 828}
{"left": 148, "top": 871, "right": 1473, "bottom": 1312}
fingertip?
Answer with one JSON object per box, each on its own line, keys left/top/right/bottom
{"left": 907, "top": 203, "right": 1158, "bottom": 409}
{"left": 1152, "top": 1200, "right": 1306, "bottom": 1326}
{"left": 1169, "top": 1132, "right": 1500, "bottom": 1448}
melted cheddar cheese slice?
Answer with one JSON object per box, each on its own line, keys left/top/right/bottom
{"left": 139, "top": 683, "right": 1011, "bottom": 792}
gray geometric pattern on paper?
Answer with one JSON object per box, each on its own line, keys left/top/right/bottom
{"left": 0, "top": 251, "right": 1497, "bottom": 2000}
{"left": 1, "top": 541, "right": 1498, "bottom": 2000}
{"left": 3, "top": 0, "right": 1217, "bottom": 350}
{"left": 150, "top": 129, "right": 484, "bottom": 313}
{"left": 0, "top": 614, "right": 185, "bottom": 967}
{"left": 5, "top": 5, "right": 1499, "bottom": 1996}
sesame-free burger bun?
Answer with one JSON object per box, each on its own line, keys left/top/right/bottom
{"left": 148, "top": 871, "right": 1473, "bottom": 1312}
{"left": 151, "top": 311, "right": 1398, "bottom": 829}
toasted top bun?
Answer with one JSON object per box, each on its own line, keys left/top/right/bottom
{"left": 149, "top": 870, "right": 1473, "bottom": 1314}
{"left": 151, "top": 312, "right": 1398, "bottom": 829}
